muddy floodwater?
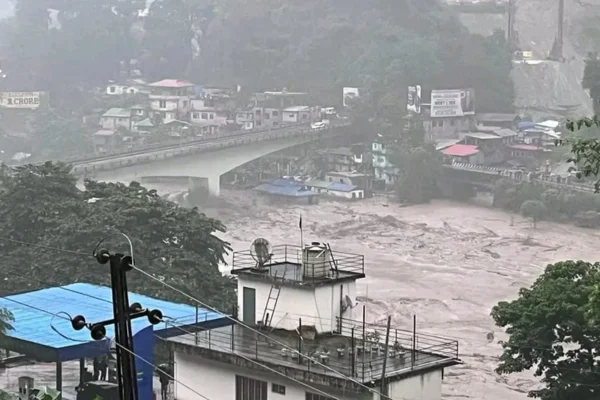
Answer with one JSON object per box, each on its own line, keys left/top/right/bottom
{"left": 209, "top": 189, "right": 600, "bottom": 400}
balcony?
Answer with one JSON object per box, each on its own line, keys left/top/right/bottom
{"left": 231, "top": 244, "right": 365, "bottom": 286}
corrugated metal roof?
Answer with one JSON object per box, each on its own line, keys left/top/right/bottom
{"left": 0, "top": 283, "right": 220, "bottom": 349}
{"left": 148, "top": 79, "right": 194, "bottom": 88}
{"left": 465, "top": 132, "right": 502, "bottom": 140}
{"left": 102, "top": 108, "right": 130, "bottom": 118}
{"left": 328, "top": 183, "right": 358, "bottom": 192}
{"left": 305, "top": 179, "right": 331, "bottom": 189}
{"left": 442, "top": 144, "right": 479, "bottom": 157}
{"left": 492, "top": 128, "right": 518, "bottom": 138}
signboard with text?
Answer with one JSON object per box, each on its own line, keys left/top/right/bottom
{"left": 430, "top": 89, "right": 475, "bottom": 118}
{"left": 0, "top": 92, "right": 43, "bottom": 109}
{"left": 407, "top": 85, "right": 422, "bottom": 114}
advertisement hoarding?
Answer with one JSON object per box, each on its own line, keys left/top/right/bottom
{"left": 430, "top": 89, "right": 475, "bottom": 118}
{"left": 407, "top": 85, "right": 422, "bottom": 114}
{"left": 343, "top": 87, "right": 360, "bottom": 108}
{"left": 0, "top": 92, "right": 43, "bottom": 109}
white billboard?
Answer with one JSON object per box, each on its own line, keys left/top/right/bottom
{"left": 343, "top": 87, "right": 360, "bottom": 108}
{"left": 430, "top": 89, "right": 475, "bottom": 118}
{"left": 0, "top": 92, "right": 43, "bottom": 109}
{"left": 407, "top": 85, "right": 422, "bottom": 114}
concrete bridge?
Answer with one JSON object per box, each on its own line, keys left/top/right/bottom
{"left": 72, "top": 122, "right": 350, "bottom": 196}
{"left": 444, "top": 162, "right": 596, "bottom": 194}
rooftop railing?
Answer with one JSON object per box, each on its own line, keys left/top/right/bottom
{"left": 171, "top": 315, "right": 458, "bottom": 384}
{"left": 231, "top": 244, "right": 365, "bottom": 283}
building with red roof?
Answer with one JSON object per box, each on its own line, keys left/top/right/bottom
{"left": 441, "top": 144, "right": 483, "bottom": 164}
{"left": 147, "top": 79, "right": 196, "bottom": 123}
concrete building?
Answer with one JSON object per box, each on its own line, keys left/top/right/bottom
{"left": 190, "top": 99, "right": 228, "bottom": 132}
{"left": 168, "top": 242, "right": 460, "bottom": 400}
{"left": 250, "top": 90, "right": 319, "bottom": 129}
{"left": 148, "top": 79, "right": 195, "bottom": 124}
{"left": 372, "top": 141, "right": 399, "bottom": 186}
{"left": 323, "top": 171, "right": 372, "bottom": 197}
{"left": 476, "top": 113, "right": 521, "bottom": 129}
{"left": 460, "top": 133, "right": 506, "bottom": 165}
{"left": 319, "top": 147, "right": 363, "bottom": 173}
{"left": 236, "top": 111, "right": 254, "bottom": 130}
{"left": 100, "top": 108, "right": 132, "bottom": 131}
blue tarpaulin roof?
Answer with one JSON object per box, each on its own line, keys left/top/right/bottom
{"left": 0, "top": 283, "right": 229, "bottom": 361}
{"left": 328, "top": 183, "right": 358, "bottom": 192}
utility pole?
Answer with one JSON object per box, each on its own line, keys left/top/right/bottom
{"left": 71, "top": 249, "right": 163, "bottom": 400}
{"left": 507, "top": 0, "right": 513, "bottom": 47}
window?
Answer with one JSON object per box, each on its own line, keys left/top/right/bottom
{"left": 272, "top": 384, "right": 286, "bottom": 395}
{"left": 192, "top": 112, "right": 200, "bottom": 119}
{"left": 236, "top": 376, "right": 267, "bottom": 400}
{"left": 256, "top": 109, "right": 262, "bottom": 115}
{"left": 202, "top": 113, "right": 208, "bottom": 120}
{"left": 306, "top": 393, "right": 335, "bottom": 400}
{"left": 109, "top": 86, "right": 116, "bottom": 93}
{"left": 183, "top": 100, "right": 188, "bottom": 108}
{"left": 272, "top": 110, "right": 279, "bottom": 117}
{"left": 273, "top": 121, "right": 280, "bottom": 126}
{"left": 210, "top": 113, "right": 214, "bottom": 120}
{"left": 256, "top": 120, "right": 262, "bottom": 126}
{"left": 264, "top": 112, "right": 270, "bottom": 120}
{"left": 159, "top": 100, "right": 167, "bottom": 109}
{"left": 301, "top": 113, "right": 308, "bottom": 119}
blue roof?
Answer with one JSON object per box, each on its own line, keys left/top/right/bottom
{"left": 0, "top": 283, "right": 226, "bottom": 360}
{"left": 328, "top": 183, "right": 358, "bottom": 192}
{"left": 270, "top": 178, "right": 300, "bottom": 187}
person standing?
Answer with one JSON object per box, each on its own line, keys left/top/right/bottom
{"left": 92, "top": 357, "right": 100, "bottom": 380}
{"left": 98, "top": 356, "right": 108, "bottom": 381}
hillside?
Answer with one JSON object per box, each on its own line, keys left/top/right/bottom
{"left": 458, "top": 0, "right": 600, "bottom": 118}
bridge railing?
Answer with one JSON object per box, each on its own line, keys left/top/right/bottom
{"left": 71, "top": 121, "right": 348, "bottom": 175}
{"left": 446, "top": 161, "right": 597, "bottom": 193}
{"left": 26, "top": 122, "right": 317, "bottom": 166}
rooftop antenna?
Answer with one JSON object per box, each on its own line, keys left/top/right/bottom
{"left": 250, "top": 238, "right": 272, "bottom": 268}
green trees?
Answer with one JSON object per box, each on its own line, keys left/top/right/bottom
{"left": 491, "top": 261, "right": 600, "bottom": 400}
{"left": 388, "top": 144, "right": 442, "bottom": 204}
{"left": 519, "top": 199, "right": 546, "bottom": 227}
{"left": 0, "top": 162, "right": 234, "bottom": 310}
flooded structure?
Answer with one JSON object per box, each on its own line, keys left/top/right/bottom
{"left": 168, "top": 241, "right": 461, "bottom": 400}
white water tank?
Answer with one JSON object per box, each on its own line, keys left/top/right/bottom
{"left": 302, "top": 242, "right": 331, "bottom": 278}
{"left": 18, "top": 376, "right": 34, "bottom": 399}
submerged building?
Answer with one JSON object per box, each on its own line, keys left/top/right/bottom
{"left": 168, "top": 241, "right": 460, "bottom": 400}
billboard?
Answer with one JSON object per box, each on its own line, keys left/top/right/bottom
{"left": 430, "top": 89, "right": 475, "bottom": 118}
{"left": 407, "top": 85, "right": 422, "bottom": 114}
{"left": 0, "top": 92, "right": 43, "bottom": 109}
{"left": 343, "top": 87, "right": 360, "bottom": 108}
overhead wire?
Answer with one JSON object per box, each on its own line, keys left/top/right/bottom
{"left": 4, "top": 238, "right": 600, "bottom": 393}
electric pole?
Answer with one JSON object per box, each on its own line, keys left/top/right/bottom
{"left": 71, "top": 249, "right": 163, "bottom": 400}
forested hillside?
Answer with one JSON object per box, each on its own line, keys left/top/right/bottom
{"left": 0, "top": 0, "right": 514, "bottom": 113}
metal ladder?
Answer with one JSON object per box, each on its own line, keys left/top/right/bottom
{"left": 262, "top": 270, "right": 285, "bottom": 328}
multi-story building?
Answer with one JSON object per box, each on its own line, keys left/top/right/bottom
{"left": 167, "top": 242, "right": 460, "bottom": 400}
{"left": 372, "top": 141, "right": 399, "bottom": 186}
{"left": 147, "top": 79, "right": 195, "bottom": 124}
{"left": 250, "top": 90, "right": 319, "bottom": 129}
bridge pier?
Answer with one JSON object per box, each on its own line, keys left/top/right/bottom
{"left": 206, "top": 175, "right": 221, "bottom": 197}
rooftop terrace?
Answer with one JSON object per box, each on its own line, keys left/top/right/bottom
{"left": 231, "top": 244, "right": 365, "bottom": 286}
{"left": 168, "top": 316, "right": 459, "bottom": 391}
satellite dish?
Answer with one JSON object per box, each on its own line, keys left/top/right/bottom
{"left": 341, "top": 295, "right": 357, "bottom": 312}
{"left": 250, "top": 238, "right": 272, "bottom": 267}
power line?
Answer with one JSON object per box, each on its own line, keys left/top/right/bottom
{"left": 0, "top": 235, "right": 91, "bottom": 257}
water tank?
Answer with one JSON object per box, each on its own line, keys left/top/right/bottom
{"left": 18, "top": 376, "right": 34, "bottom": 399}
{"left": 302, "top": 242, "right": 331, "bottom": 278}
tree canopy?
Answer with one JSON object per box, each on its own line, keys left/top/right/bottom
{"left": 491, "top": 261, "right": 600, "bottom": 400}
{"left": 2, "top": 0, "right": 514, "bottom": 114}
{"left": 0, "top": 162, "right": 234, "bottom": 310}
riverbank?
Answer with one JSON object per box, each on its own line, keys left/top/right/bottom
{"left": 204, "top": 188, "right": 600, "bottom": 399}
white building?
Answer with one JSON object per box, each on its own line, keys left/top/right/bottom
{"left": 372, "top": 142, "right": 399, "bottom": 185}
{"left": 100, "top": 108, "right": 131, "bottom": 131}
{"left": 167, "top": 242, "right": 460, "bottom": 400}
{"left": 147, "top": 79, "right": 195, "bottom": 124}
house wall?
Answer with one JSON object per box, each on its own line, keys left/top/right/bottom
{"left": 328, "top": 189, "right": 364, "bottom": 199}
{"left": 174, "top": 353, "right": 349, "bottom": 400}
{"left": 426, "top": 116, "right": 475, "bottom": 140}
{"left": 283, "top": 111, "right": 299, "bottom": 123}
{"left": 150, "top": 99, "right": 179, "bottom": 112}
{"left": 387, "top": 369, "right": 443, "bottom": 400}
{"left": 106, "top": 85, "right": 125, "bottom": 95}
{"left": 101, "top": 116, "right": 131, "bottom": 131}
{"left": 236, "top": 277, "right": 357, "bottom": 333}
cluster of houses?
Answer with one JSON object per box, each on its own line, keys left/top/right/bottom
{"left": 374, "top": 112, "right": 562, "bottom": 185}
{"left": 253, "top": 110, "right": 563, "bottom": 202}
{"left": 94, "top": 79, "right": 323, "bottom": 153}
